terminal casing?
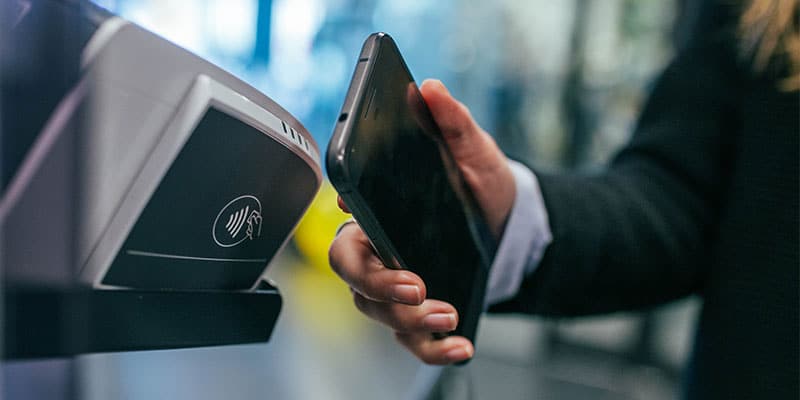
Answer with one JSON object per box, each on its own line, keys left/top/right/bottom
{"left": 2, "top": 12, "right": 321, "bottom": 290}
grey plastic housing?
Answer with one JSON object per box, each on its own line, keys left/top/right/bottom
{"left": 1, "top": 17, "right": 321, "bottom": 290}
{"left": 78, "top": 19, "right": 321, "bottom": 289}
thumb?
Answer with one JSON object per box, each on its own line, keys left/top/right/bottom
{"left": 419, "top": 79, "right": 488, "bottom": 165}
{"left": 419, "top": 79, "right": 515, "bottom": 239}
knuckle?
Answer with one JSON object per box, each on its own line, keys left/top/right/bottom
{"left": 352, "top": 291, "right": 370, "bottom": 314}
{"left": 387, "top": 304, "right": 424, "bottom": 332}
{"left": 362, "top": 270, "right": 387, "bottom": 296}
{"left": 394, "top": 331, "right": 417, "bottom": 351}
{"left": 327, "top": 256, "right": 340, "bottom": 277}
{"left": 371, "top": 303, "right": 400, "bottom": 329}
{"left": 385, "top": 308, "right": 409, "bottom": 331}
{"left": 327, "top": 238, "right": 344, "bottom": 274}
{"left": 418, "top": 351, "right": 444, "bottom": 365}
{"left": 351, "top": 272, "right": 372, "bottom": 297}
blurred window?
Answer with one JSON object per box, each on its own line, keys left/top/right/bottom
{"left": 92, "top": 0, "right": 677, "bottom": 172}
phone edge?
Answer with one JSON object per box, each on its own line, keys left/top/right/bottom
{"left": 326, "top": 33, "right": 405, "bottom": 269}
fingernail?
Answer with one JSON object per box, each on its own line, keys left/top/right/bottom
{"left": 392, "top": 284, "right": 421, "bottom": 304}
{"left": 445, "top": 345, "right": 473, "bottom": 361}
{"left": 422, "top": 313, "right": 457, "bottom": 331}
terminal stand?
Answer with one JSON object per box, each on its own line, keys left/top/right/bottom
{"left": 1, "top": 2, "right": 310, "bottom": 398}
{"left": 4, "top": 280, "right": 282, "bottom": 359}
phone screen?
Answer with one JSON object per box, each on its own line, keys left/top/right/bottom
{"left": 336, "top": 34, "right": 495, "bottom": 340}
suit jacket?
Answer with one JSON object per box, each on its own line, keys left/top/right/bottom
{"left": 490, "top": 3, "right": 799, "bottom": 398}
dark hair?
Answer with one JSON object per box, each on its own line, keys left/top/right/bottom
{"left": 739, "top": 0, "right": 800, "bottom": 91}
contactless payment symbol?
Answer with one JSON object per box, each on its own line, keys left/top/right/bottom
{"left": 213, "top": 195, "right": 263, "bottom": 247}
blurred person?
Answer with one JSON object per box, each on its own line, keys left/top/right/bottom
{"left": 328, "top": 0, "right": 799, "bottom": 398}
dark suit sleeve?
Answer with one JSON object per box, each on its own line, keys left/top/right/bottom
{"left": 490, "top": 10, "right": 743, "bottom": 316}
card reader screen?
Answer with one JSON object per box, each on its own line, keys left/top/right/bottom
{"left": 104, "top": 107, "right": 317, "bottom": 289}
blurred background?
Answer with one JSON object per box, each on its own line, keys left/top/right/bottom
{"left": 20, "top": 0, "right": 700, "bottom": 398}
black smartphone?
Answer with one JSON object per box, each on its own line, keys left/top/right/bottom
{"left": 326, "top": 33, "right": 496, "bottom": 347}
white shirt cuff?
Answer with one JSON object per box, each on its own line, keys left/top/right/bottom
{"left": 484, "top": 160, "right": 553, "bottom": 306}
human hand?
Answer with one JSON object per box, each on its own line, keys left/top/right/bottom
{"left": 330, "top": 221, "right": 474, "bottom": 364}
{"left": 328, "top": 79, "right": 515, "bottom": 364}
{"left": 420, "top": 79, "right": 515, "bottom": 238}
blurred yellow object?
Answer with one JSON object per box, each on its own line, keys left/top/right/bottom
{"left": 288, "top": 181, "right": 374, "bottom": 342}
{"left": 293, "top": 180, "right": 351, "bottom": 275}
{"left": 289, "top": 258, "right": 375, "bottom": 342}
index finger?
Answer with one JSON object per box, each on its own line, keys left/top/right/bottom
{"left": 329, "top": 222, "right": 426, "bottom": 305}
